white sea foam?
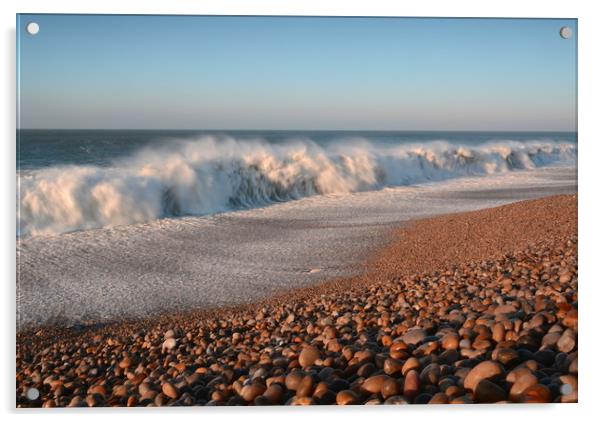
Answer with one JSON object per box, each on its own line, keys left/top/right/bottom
{"left": 17, "top": 136, "right": 576, "bottom": 237}
{"left": 16, "top": 164, "right": 577, "bottom": 329}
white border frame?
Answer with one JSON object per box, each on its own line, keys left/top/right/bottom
{"left": 3, "top": 1, "right": 600, "bottom": 421}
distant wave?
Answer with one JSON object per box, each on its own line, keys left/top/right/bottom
{"left": 17, "top": 136, "right": 576, "bottom": 237}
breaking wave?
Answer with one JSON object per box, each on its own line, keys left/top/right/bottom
{"left": 17, "top": 136, "right": 576, "bottom": 237}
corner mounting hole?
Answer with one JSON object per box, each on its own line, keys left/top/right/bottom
{"left": 26, "top": 22, "right": 39, "bottom": 35}
{"left": 559, "top": 26, "right": 572, "bottom": 39}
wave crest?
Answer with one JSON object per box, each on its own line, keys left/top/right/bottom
{"left": 18, "top": 136, "right": 576, "bottom": 237}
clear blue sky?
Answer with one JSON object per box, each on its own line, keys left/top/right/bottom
{"left": 17, "top": 15, "right": 577, "bottom": 131}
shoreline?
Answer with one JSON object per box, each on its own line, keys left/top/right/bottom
{"left": 16, "top": 194, "right": 578, "bottom": 406}
{"left": 17, "top": 194, "right": 577, "bottom": 339}
{"left": 16, "top": 163, "right": 577, "bottom": 329}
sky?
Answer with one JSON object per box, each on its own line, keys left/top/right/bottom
{"left": 17, "top": 15, "right": 577, "bottom": 131}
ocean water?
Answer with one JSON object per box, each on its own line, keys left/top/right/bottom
{"left": 16, "top": 129, "right": 578, "bottom": 328}
{"left": 17, "top": 130, "right": 577, "bottom": 237}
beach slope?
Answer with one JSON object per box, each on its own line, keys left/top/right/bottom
{"left": 17, "top": 194, "right": 577, "bottom": 406}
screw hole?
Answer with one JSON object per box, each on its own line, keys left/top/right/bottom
{"left": 26, "top": 22, "right": 39, "bottom": 35}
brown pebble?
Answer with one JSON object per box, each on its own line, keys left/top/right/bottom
{"left": 285, "top": 372, "right": 304, "bottom": 391}
{"left": 67, "top": 396, "right": 83, "bottom": 407}
{"left": 291, "top": 396, "right": 315, "bottom": 405}
{"left": 140, "top": 390, "right": 157, "bottom": 402}
{"left": 506, "top": 367, "right": 533, "bottom": 383}
{"left": 384, "top": 395, "right": 410, "bottom": 404}
{"left": 419, "top": 363, "right": 441, "bottom": 385}
{"left": 362, "top": 375, "right": 389, "bottom": 394}
{"left": 383, "top": 358, "right": 403, "bottom": 375}
{"left": 438, "top": 349, "right": 459, "bottom": 365}
{"left": 241, "top": 383, "right": 266, "bottom": 402}
{"left": 445, "top": 385, "right": 464, "bottom": 399}
{"left": 441, "top": 332, "right": 459, "bottom": 350}
{"left": 313, "top": 388, "right": 336, "bottom": 405}
{"left": 569, "top": 356, "right": 578, "bottom": 374}
{"left": 402, "top": 357, "right": 420, "bottom": 376}
{"left": 299, "top": 346, "right": 321, "bottom": 368}
{"left": 296, "top": 375, "right": 315, "bottom": 398}
{"left": 380, "top": 335, "right": 393, "bottom": 346}
{"left": 85, "top": 395, "right": 98, "bottom": 407}
{"left": 428, "top": 392, "right": 449, "bottom": 404}
{"left": 563, "top": 309, "right": 578, "bottom": 330}
{"left": 323, "top": 326, "right": 338, "bottom": 339}
{"left": 88, "top": 385, "right": 106, "bottom": 398}
{"left": 403, "top": 328, "right": 427, "bottom": 345}
{"left": 161, "top": 383, "right": 179, "bottom": 400}
{"left": 118, "top": 357, "right": 132, "bottom": 369}
{"left": 403, "top": 369, "right": 420, "bottom": 399}
{"left": 336, "top": 389, "right": 360, "bottom": 405}
{"left": 253, "top": 395, "right": 271, "bottom": 406}
{"left": 520, "top": 384, "right": 552, "bottom": 403}
{"left": 474, "top": 379, "right": 507, "bottom": 403}
{"left": 492, "top": 323, "right": 506, "bottom": 343}
{"left": 557, "top": 329, "right": 576, "bottom": 353}
{"left": 464, "top": 360, "right": 505, "bottom": 392}
{"left": 154, "top": 393, "right": 167, "bottom": 406}
{"left": 357, "top": 362, "right": 376, "bottom": 377}
{"left": 112, "top": 384, "right": 128, "bottom": 398}
{"left": 509, "top": 372, "right": 538, "bottom": 402}
{"left": 380, "top": 378, "right": 402, "bottom": 399}
{"left": 162, "top": 338, "right": 177, "bottom": 352}
{"left": 450, "top": 395, "right": 474, "bottom": 404}
{"left": 263, "top": 384, "right": 284, "bottom": 404}
{"left": 492, "top": 348, "right": 519, "bottom": 366}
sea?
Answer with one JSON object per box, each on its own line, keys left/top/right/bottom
{"left": 17, "top": 129, "right": 577, "bottom": 237}
{"left": 16, "top": 129, "right": 578, "bottom": 328}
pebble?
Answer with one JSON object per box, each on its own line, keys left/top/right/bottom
{"left": 67, "top": 396, "right": 83, "bottom": 407}
{"left": 492, "top": 323, "right": 506, "bottom": 343}
{"left": 336, "top": 390, "right": 359, "bottom": 405}
{"left": 428, "top": 392, "right": 449, "bottom": 404}
{"left": 383, "top": 358, "right": 403, "bottom": 375}
{"left": 509, "top": 371, "right": 538, "bottom": 401}
{"left": 384, "top": 395, "right": 409, "bottom": 404}
{"left": 402, "top": 328, "right": 427, "bottom": 345}
{"left": 402, "top": 357, "right": 420, "bottom": 376}
{"left": 162, "top": 338, "right": 177, "bottom": 352}
{"left": 438, "top": 349, "right": 459, "bottom": 365}
{"left": 296, "top": 375, "right": 314, "bottom": 398}
{"left": 419, "top": 363, "right": 441, "bottom": 385}
{"left": 161, "top": 383, "right": 179, "bottom": 400}
{"left": 492, "top": 348, "right": 519, "bottom": 366}
{"left": 403, "top": 370, "right": 420, "bottom": 399}
{"left": 441, "top": 332, "right": 459, "bottom": 350}
{"left": 263, "top": 384, "right": 284, "bottom": 404}
{"left": 464, "top": 361, "right": 505, "bottom": 392}
{"left": 474, "top": 380, "right": 507, "bottom": 403}
{"left": 381, "top": 378, "right": 402, "bottom": 399}
{"left": 299, "top": 346, "right": 321, "bottom": 368}
{"left": 520, "top": 384, "right": 552, "bottom": 403}
{"left": 88, "top": 385, "right": 106, "bottom": 398}
{"left": 557, "top": 329, "right": 576, "bottom": 353}
{"left": 241, "top": 384, "right": 266, "bottom": 402}
{"left": 285, "top": 372, "right": 304, "bottom": 391}
{"left": 362, "top": 375, "right": 389, "bottom": 394}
